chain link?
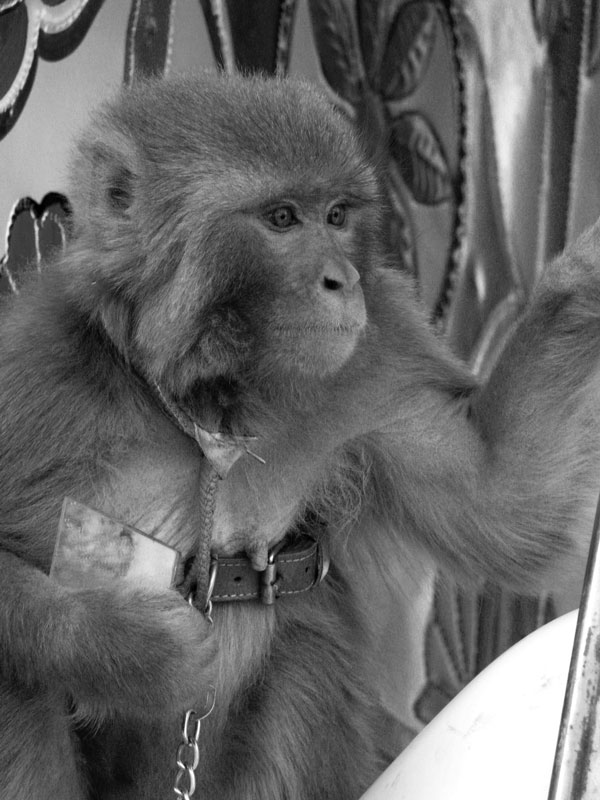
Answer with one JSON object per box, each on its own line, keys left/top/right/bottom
{"left": 173, "top": 687, "right": 216, "bottom": 799}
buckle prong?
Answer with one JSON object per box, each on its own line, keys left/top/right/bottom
{"left": 316, "top": 538, "right": 330, "bottom": 585}
{"left": 203, "top": 556, "right": 218, "bottom": 622}
{"left": 260, "top": 539, "right": 286, "bottom": 605}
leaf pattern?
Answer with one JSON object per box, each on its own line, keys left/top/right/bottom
{"left": 389, "top": 112, "right": 452, "bottom": 205}
{"left": 587, "top": 0, "right": 600, "bottom": 76}
{"left": 356, "top": 0, "right": 381, "bottom": 85}
{"left": 308, "top": 0, "right": 364, "bottom": 105}
{"left": 309, "top": 0, "right": 460, "bottom": 311}
{"left": 379, "top": 1, "right": 437, "bottom": 100}
{"left": 530, "top": 0, "right": 570, "bottom": 42}
{"left": 1, "top": 194, "right": 70, "bottom": 293}
{"left": 386, "top": 177, "right": 417, "bottom": 275}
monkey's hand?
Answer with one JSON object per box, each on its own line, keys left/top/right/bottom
{"left": 63, "top": 586, "right": 217, "bottom": 721}
{"left": 0, "top": 552, "right": 216, "bottom": 721}
{"left": 451, "top": 217, "right": 600, "bottom": 592}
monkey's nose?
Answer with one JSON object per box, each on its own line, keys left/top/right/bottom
{"left": 320, "top": 259, "right": 361, "bottom": 295}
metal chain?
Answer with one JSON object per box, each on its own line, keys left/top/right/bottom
{"left": 173, "top": 687, "right": 216, "bottom": 799}
{"left": 174, "top": 439, "right": 221, "bottom": 796}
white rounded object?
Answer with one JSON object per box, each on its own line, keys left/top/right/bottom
{"left": 361, "top": 610, "right": 578, "bottom": 800}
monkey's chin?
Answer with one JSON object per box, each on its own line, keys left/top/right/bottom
{"left": 279, "top": 328, "right": 360, "bottom": 378}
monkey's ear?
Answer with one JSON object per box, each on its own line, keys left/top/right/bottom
{"left": 90, "top": 135, "right": 138, "bottom": 217}
{"left": 69, "top": 124, "right": 141, "bottom": 223}
{"left": 105, "top": 164, "right": 134, "bottom": 213}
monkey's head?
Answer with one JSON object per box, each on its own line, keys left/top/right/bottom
{"left": 65, "top": 72, "right": 384, "bottom": 419}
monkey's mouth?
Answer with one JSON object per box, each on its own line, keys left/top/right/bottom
{"left": 272, "top": 322, "right": 364, "bottom": 335}
{"left": 267, "top": 323, "right": 363, "bottom": 378}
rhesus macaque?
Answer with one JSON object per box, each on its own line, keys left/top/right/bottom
{"left": 0, "top": 71, "right": 599, "bottom": 799}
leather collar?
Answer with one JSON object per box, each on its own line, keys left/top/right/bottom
{"left": 208, "top": 533, "right": 330, "bottom": 605}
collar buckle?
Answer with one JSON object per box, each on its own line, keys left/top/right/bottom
{"left": 260, "top": 539, "right": 288, "bottom": 605}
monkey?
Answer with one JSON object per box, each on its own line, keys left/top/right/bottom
{"left": 0, "top": 70, "right": 599, "bottom": 799}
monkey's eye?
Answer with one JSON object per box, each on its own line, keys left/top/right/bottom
{"left": 267, "top": 206, "right": 298, "bottom": 229}
{"left": 327, "top": 204, "right": 347, "bottom": 228}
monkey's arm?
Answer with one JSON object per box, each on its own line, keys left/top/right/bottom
{"left": 0, "top": 549, "right": 215, "bottom": 720}
{"left": 0, "top": 289, "right": 216, "bottom": 720}
{"left": 472, "top": 219, "right": 600, "bottom": 586}
{"left": 367, "top": 223, "right": 600, "bottom": 594}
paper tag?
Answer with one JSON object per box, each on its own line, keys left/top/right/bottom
{"left": 192, "top": 424, "right": 265, "bottom": 478}
{"left": 50, "top": 497, "right": 180, "bottom": 590}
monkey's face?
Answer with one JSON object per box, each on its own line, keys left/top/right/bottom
{"left": 66, "top": 73, "right": 384, "bottom": 405}
{"left": 241, "top": 195, "right": 371, "bottom": 379}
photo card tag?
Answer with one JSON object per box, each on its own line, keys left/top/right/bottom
{"left": 50, "top": 497, "right": 180, "bottom": 591}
